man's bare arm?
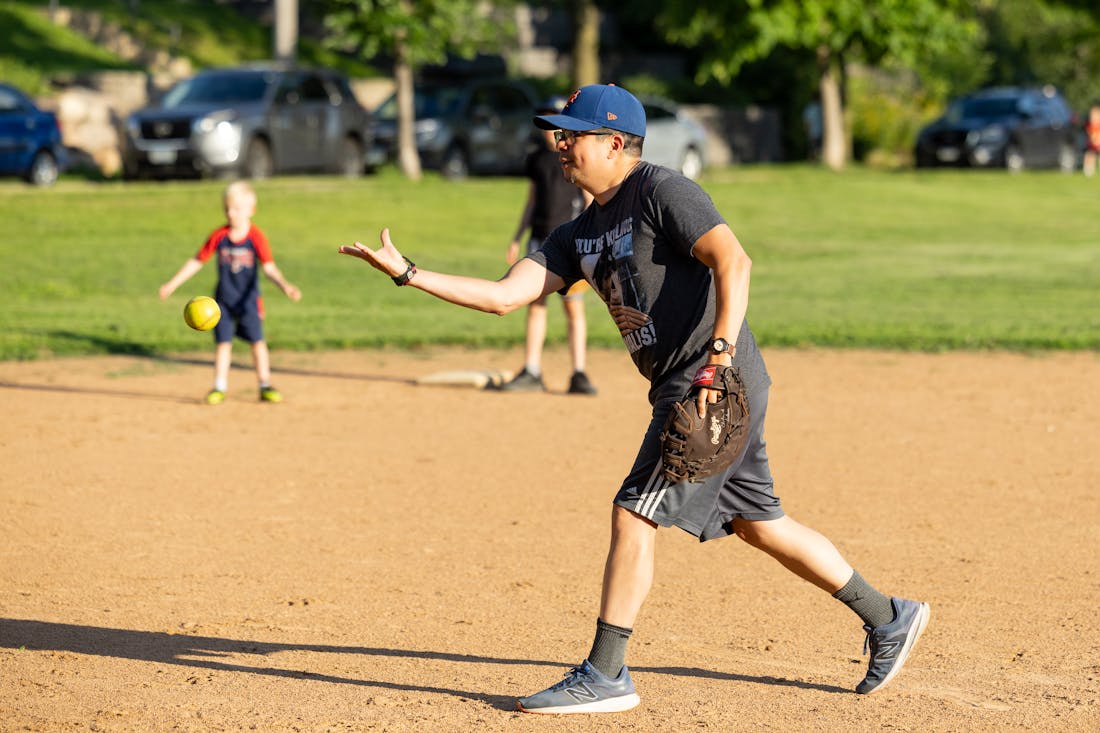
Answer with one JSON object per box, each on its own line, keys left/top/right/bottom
{"left": 339, "top": 227, "right": 565, "bottom": 316}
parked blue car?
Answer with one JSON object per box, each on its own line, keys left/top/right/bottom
{"left": 0, "top": 82, "right": 66, "bottom": 185}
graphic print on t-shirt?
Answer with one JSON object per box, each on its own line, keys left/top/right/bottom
{"left": 219, "top": 245, "right": 256, "bottom": 274}
{"left": 585, "top": 216, "right": 657, "bottom": 354}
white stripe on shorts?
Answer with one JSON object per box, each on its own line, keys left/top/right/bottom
{"left": 634, "top": 461, "right": 670, "bottom": 520}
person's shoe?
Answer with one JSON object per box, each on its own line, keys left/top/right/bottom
{"left": 259, "top": 386, "right": 283, "bottom": 403}
{"left": 517, "top": 659, "right": 640, "bottom": 714}
{"left": 856, "top": 597, "right": 930, "bottom": 694}
{"left": 497, "top": 368, "right": 545, "bottom": 392}
{"left": 204, "top": 389, "right": 225, "bottom": 405}
{"left": 568, "top": 370, "right": 598, "bottom": 395}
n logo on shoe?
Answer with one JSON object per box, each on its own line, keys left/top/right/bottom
{"left": 566, "top": 682, "right": 599, "bottom": 703}
{"left": 876, "top": 639, "right": 901, "bottom": 660}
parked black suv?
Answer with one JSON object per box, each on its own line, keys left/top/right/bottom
{"left": 123, "top": 64, "right": 373, "bottom": 179}
{"left": 914, "top": 86, "right": 1078, "bottom": 171}
{"left": 368, "top": 78, "right": 538, "bottom": 178}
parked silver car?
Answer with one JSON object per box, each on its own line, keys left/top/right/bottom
{"left": 640, "top": 98, "right": 708, "bottom": 179}
{"left": 123, "top": 64, "right": 372, "bottom": 179}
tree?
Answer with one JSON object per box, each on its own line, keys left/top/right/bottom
{"left": 322, "top": 0, "right": 505, "bottom": 179}
{"left": 568, "top": 0, "right": 601, "bottom": 87}
{"left": 976, "top": 0, "right": 1100, "bottom": 111}
{"left": 639, "top": 0, "right": 978, "bottom": 170}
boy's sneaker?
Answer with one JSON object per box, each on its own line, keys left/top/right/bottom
{"left": 204, "top": 389, "right": 225, "bottom": 405}
{"left": 856, "top": 597, "right": 930, "bottom": 694}
{"left": 259, "top": 386, "right": 283, "bottom": 403}
{"left": 568, "top": 371, "right": 597, "bottom": 395}
{"left": 517, "top": 660, "right": 640, "bottom": 714}
{"left": 498, "top": 368, "right": 545, "bottom": 392}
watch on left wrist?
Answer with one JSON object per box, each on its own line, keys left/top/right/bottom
{"left": 392, "top": 257, "right": 417, "bottom": 286}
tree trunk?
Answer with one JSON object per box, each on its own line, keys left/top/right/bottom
{"left": 570, "top": 0, "right": 600, "bottom": 88}
{"left": 817, "top": 45, "right": 847, "bottom": 171}
{"left": 273, "top": 0, "right": 297, "bottom": 63}
{"left": 394, "top": 38, "right": 421, "bottom": 181}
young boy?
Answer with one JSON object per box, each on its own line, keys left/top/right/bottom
{"left": 159, "top": 181, "right": 301, "bottom": 404}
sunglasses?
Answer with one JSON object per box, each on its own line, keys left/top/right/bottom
{"left": 553, "top": 130, "right": 613, "bottom": 144}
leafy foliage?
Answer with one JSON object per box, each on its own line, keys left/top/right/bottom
{"left": 630, "top": 0, "right": 979, "bottom": 86}
{"left": 321, "top": 0, "right": 510, "bottom": 67}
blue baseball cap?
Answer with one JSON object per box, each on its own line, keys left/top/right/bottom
{"left": 534, "top": 84, "right": 646, "bottom": 138}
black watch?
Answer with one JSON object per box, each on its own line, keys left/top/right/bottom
{"left": 392, "top": 257, "right": 417, "bottom": 286}
{"left": 710, "top": 337, "right": 732, "bottom": 356}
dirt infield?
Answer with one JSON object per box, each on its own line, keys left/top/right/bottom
{"left": 1, "top": 347, "right": 1098, "bottom": 732}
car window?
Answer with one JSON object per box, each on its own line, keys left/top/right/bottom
{"left": 469, "top": 85, "right": 495, "bottom": 112}
{"left": 274, "top": 74, "right": 301, "bottom": 103}
{"left": 495, "top": 86, "right": 530, "bottom": 114}
{"left": 947, "top": 96, "right": 1016, "bottom": 122}
{"left": 162, "top": 73, "right": 272, "bottom": 107}
{"left": 0, "top": 88, "right": 23, "bottom": 113}
{"left": 329, "top": 76, "right": 356, "bottom": 105}
{"left": 645, "top": 103, "right": 675, "bottom": 121}
{"left": 377, "top": 86, "right": 465, "bottom": 121}
{"left": 300, "top": 74, "right": 330, "bottom": 103}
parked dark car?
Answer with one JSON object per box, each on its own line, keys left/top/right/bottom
{"left": 914, "top": 86, "right": 1078, "bottom": 172}
{"left": 0, "top": 82, "right": 66, "bottom": 186}
{"left": 368, "top": 78, "right": 538, "bottom": 178}
{"left": 123, "top": 64, "right": 373, "bottom": 179}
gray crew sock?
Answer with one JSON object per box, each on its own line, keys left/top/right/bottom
{"left": 832, "top": 570, "right": 895, "bottom": 629}
{"left": 587, "top": 619, "right": 632, "bottom": 678}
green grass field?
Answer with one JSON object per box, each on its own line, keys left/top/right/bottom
{"left": 1, "top": 165, "right": 1097, "bottom": 361}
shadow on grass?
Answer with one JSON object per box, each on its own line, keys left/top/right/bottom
{"left": 0, "top": 618, "right": 849, "bottom": 709}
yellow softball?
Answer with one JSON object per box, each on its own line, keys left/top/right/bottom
{"left": 183, "top": 296, "right": 221, "bottom": 331}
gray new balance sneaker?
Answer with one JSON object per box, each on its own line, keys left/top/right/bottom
{"left": 517, "top": 660, "right": 640, "bottom": 714}
{"left": 856, "top": 597, "right": 930, "bottom": 694}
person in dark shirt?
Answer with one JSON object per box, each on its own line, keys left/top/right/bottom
{"left": 339, "top": 85, "right": 929, "bottom": 715}
{"left": 499, "top": 97, "right": 596, "bottom": 395}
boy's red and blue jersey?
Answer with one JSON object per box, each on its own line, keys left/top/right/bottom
{"left": 195, "top": 224, "right": 274, "bottom": 316}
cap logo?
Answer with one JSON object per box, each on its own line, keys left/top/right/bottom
{"left": 607, "top": 112, "right": 618, "bottom": 121}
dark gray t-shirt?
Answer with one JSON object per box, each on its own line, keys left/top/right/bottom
{"left": 529, "top": 162, "right": 768, "bottom": 396}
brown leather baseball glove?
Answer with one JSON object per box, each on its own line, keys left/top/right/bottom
{"left": 659, "top": 364, "right": 750, "bottom": 483}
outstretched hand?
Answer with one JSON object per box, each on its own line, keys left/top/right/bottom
{"left": 338, "top": 228, "right": 407, "bottom": 278}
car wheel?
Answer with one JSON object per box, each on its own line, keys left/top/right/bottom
{"left": 1057, "top": 143, "right": 1077, "bottom": 173}
{"left": 339, "top": 136, "right": 364, "bottom": 178}
{"left": 1004, "top": 143, "right": 1025, "bottom": 173}
{"left": 680, "top": 147, "right": 704, "bottom": 180}
{"left": 441, "top": 145, "right": 469, "bottom": 180}
{"left": 242, "top": 138, "right": 274, "bottom": 179}
{"left": 26, "top": 150, "right": 59, "bottom": 186}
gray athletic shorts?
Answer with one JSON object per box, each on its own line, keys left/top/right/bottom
{"left": 614, "top": 360, "right": 783, "bottom": 542}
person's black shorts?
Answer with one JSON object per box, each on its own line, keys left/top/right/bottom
{"left": 614, "top": 358, "right": 783, "bottom": 542}
{"left": 212, "top": 297, "right": 264, "bottom": 344}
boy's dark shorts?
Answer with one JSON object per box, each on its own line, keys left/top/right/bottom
{"left": 212, "top": 298, "right": 264, "bottom": 344}
{"left": 614, "top": 360, "right": 783, "bottom": 542}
